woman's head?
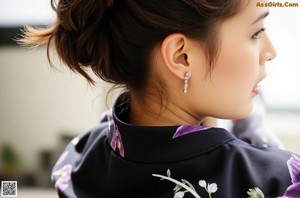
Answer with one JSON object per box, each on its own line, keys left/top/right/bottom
{"left": 154, "top": 0, "right": 276, "bottom": 124}
{"left": 21, "top": 0, "right": 276, "bottom": 124}
{"left": 22, "top": 0, "right": 245, "bottom": 89}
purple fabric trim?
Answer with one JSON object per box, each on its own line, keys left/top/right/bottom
{"left": 173, "top": 125, "right": 211, "bottom": 139}
{"left": 110, "top": 125, "right": 125, "bottom": 157}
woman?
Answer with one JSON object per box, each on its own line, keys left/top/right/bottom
{"left": 20, "top": 0, "right": 299, "bottom": 197}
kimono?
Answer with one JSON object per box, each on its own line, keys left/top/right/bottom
{"left": 51, "top": 94, "right": 299, "bottom": 198}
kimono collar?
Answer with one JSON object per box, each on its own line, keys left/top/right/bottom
{"left": 107, "top": 94, "right": 236, "bottom": 163}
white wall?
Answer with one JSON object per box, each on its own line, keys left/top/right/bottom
{"left": 262, "top": 5, "right": 300, "bottom": 152}
{"left": 0, "top": 0, "right": 55, "bottom": 27}
{"left": 262, "top": 5, "right": 300, "bottom": 108}
{"left": 0, "top": 46, "right": 113, "bottom": 172}
{"left": 266, "top": 111, "right": 300, "bottom": 152}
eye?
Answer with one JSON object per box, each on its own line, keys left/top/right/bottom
{"left": 252, "top": 27, "right": 267, "bottom": 39}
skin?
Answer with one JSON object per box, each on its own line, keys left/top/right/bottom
{"left": 130, "top": 0, "right": 276, "bottom": 126}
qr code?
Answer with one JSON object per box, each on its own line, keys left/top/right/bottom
{"left": 1, "top": 181, "right": 17, "bottom": 197}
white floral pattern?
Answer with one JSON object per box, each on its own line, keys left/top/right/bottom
{"left": 153, "top": 169, "right": 218, "bottom": 198}
{"left": 247, "top": 188, "right": 265, "bottom": 198}
{"left": 153, "top": 166, "right": 297, "bottom": 198}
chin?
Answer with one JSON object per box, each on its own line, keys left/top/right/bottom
{"left": 209, "top": 100, "right": 254, "bottom": 120}
{"left": 235, "top": 104, "right": 254, "bottom": 120}
{"left": 221, "top": 105, "right": 254, "bottom": 120}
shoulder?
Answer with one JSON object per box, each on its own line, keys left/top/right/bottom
{"left": 51, "top": 121, "right": 111, "bottom": 197}
{"left": 226, "top": 138, "right": 297, "bottom": 191}
{"left": 228, "top": 138, "right": 295, "bottom": 162}
{"left": 224, "top": 137, "right": 296, "bottom": 172}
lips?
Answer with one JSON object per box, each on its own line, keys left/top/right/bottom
{"left": 252, "top": 85, "right": 260, "bottom": 95}
{"left": 252, "top": 74, "right": 266, "bottom": 95}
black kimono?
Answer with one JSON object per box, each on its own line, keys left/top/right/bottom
{"left": 51, "top": 95, "right": 298, "bottom": 198}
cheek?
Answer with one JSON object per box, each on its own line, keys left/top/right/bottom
{"left": 187, "top": 40, "right": 260, "bottom": 119}
{"left": 213, "top": 44, "right": 259, "bottom": 95}
{"left": 203, "top": 44, "right": 259, "bottom": 118}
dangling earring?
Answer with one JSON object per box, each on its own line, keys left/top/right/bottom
{"left": 183, "top": 72, "right": 191, "bottom": 94}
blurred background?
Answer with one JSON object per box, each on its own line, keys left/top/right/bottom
{"left": 0, "top": 0, "right": 299, "bottom": 197}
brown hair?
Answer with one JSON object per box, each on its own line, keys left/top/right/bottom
{"left": 20, "top": 0, "right": 246, "bottom": 95}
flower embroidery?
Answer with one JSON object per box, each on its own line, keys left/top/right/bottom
{"left": 247, "top": 188, "right": 265, "bottom": 198}
{"left": 52, "top": 164, "right": 72, "bottom": 192}
{"left": 173, "top": 125, "right": 211, "bottom": 139}
{"left": 199, "top": 180, "right": 218, "bottom": 196}
{"left": 154, "top": 154, "right": 300, "bottom": 198}
{"left": 153, "top": 169, "right": 218, "bottom": 198}
{"left": 174, "top": 191, "right": 185, "bottom": 198}
{"left": 284, "top": 154, "right": 300, "bottom": 197}
{"left": 110, "top": 125, "right": 125, "bottom": 157}
{"left": 248, "top": 154, "right": 300, "bottom": 198}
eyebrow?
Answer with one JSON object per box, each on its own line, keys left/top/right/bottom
{"left": 251, "top": 11, "right": 270, "bottom": 25}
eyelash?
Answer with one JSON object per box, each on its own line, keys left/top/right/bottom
{"left": 252, "top": 27, "right": 267, "bottom": 39}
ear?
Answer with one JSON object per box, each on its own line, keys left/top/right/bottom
{"left": 161, "top": 33, "right": 190, "bottom": 80}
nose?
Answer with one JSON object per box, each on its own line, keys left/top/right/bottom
{"left": 259, "top": 32, "right": 277, "bottom": 64}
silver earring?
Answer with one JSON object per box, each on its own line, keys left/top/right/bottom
{"left": 183, "top": 72, "right": 191, "bottom": 94}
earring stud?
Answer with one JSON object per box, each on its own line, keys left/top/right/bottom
{"left": 183, "top": 72, "right": 191, "bottom": 94}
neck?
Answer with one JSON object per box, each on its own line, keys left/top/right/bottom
{"left": 129, "top": 94, "right": 210, "bottom": 126}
